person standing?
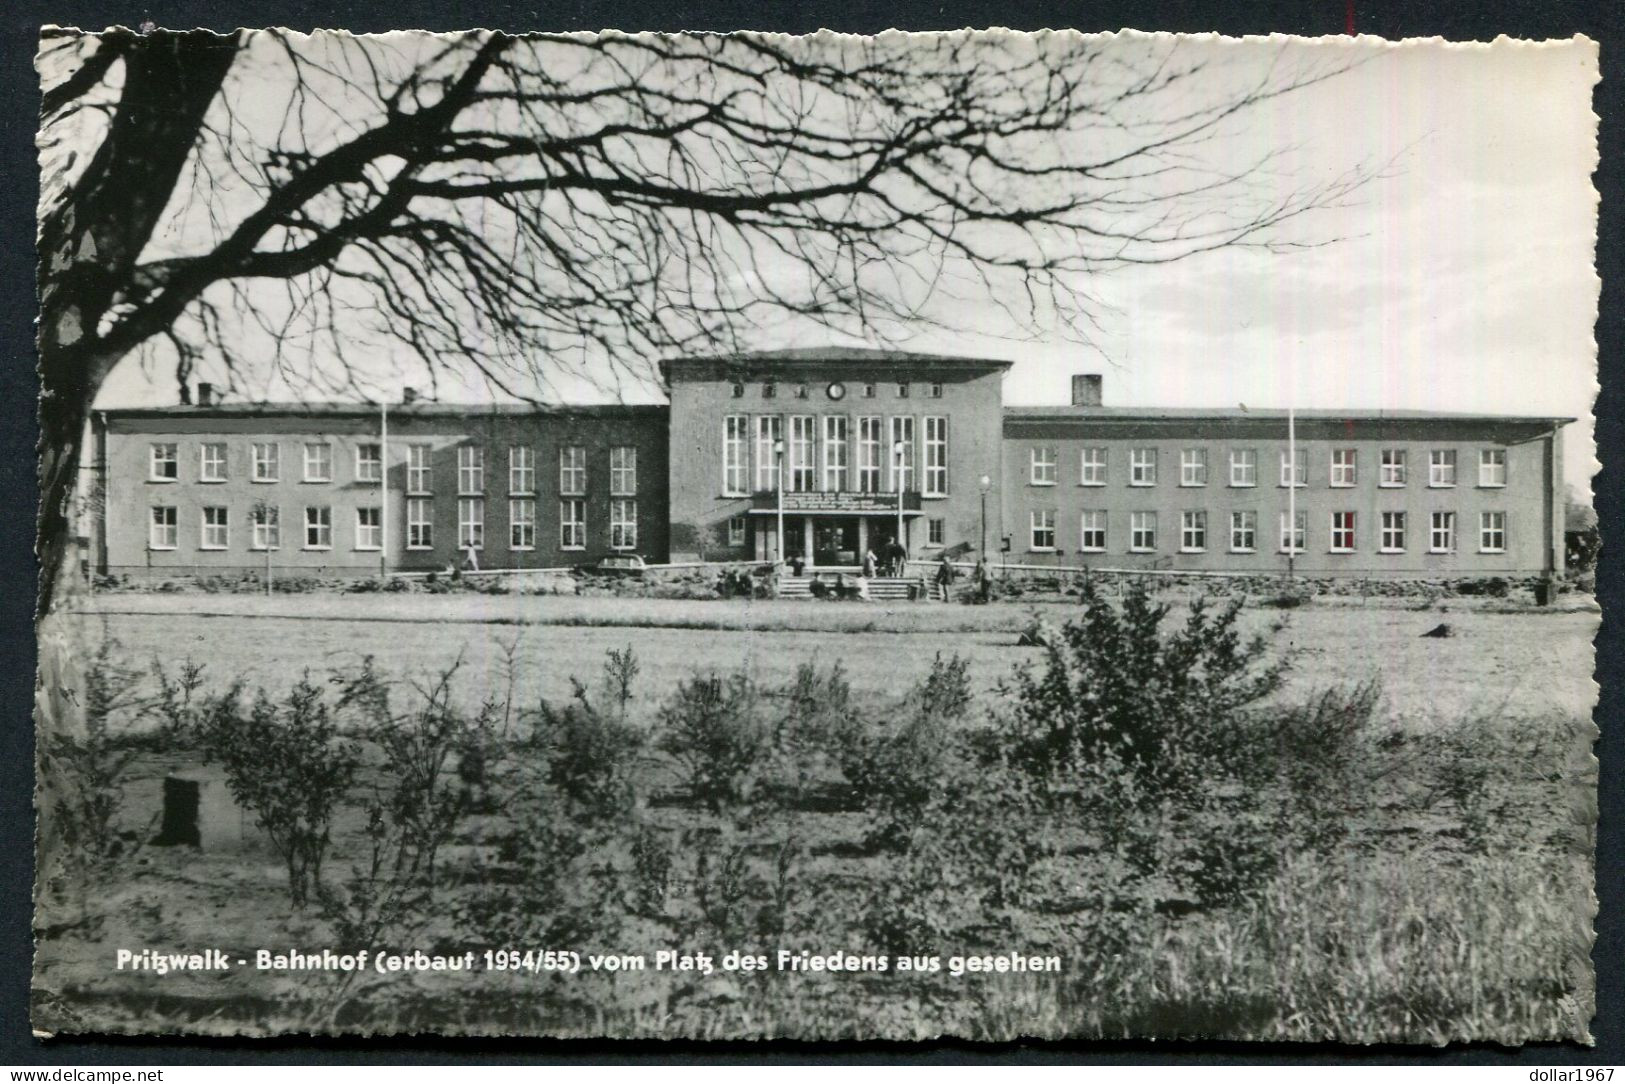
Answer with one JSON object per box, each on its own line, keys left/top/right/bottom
{"left": 862, "top": 546, "right": 878, "bottom": 578}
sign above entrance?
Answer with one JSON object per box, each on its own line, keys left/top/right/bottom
{"left": 751, "top": 490, "right": 922, "bottom": 513}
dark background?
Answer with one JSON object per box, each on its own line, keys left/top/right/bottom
{"left": 0, "top": 0, "right": 1617, "bottom": 1066}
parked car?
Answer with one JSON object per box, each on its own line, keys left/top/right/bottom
{"left": 592, "top": 554, "right": 648, "bottom": 577}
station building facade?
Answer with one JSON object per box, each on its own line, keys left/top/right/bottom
{"left": 92, "top": 347, "right": 1571, "bottom": 580}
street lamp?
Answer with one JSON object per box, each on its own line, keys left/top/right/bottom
{"left": 979, "top": 474, "right": 992, "bottom": 564}
{"left": 773, "top": 438, "right": 786, "bottom": 566}
{"left": 893, "top": 440, "right": 906, "bottom": 570}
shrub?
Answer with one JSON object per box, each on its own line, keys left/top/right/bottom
{"left": 839, "top": 654, "right": 972, "bottom": 851}
{"left": 44, "top": 635, "right": 144, "bottom": 879}
{"left": 656, "top": 671, "right": 767, "bottom": 814}
{"left": 993, "top": 582, "right": 1289, "bottom": 908}
{"left": 532, "top": 681, "right": 644, "bottom": 818}
{"left": 147, "top": 657, "right": 207, "bottom": 745}
{"left": 196, "top": 676, "right": 360, "bottom": 907}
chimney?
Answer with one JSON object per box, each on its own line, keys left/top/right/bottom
{"left": 196, "top": 382, "right": 215, "bottom": 407}
{"left": 1071, "top": 373, "right": 1103, "bottom": 407}
{"left": 402, "top": 387, "right": 419, "bottom": 405}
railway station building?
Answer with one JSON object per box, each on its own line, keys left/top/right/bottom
{"left": 91, "top": 347, "right": 1572, "bottom": 580}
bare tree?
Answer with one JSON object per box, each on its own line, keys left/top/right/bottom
{"left": 36, "top": 27, "right": 1371, "bottom": 613}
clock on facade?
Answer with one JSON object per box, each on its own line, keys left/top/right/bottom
{"left": 826, "top": 382, "right": 846, "bottom": 400}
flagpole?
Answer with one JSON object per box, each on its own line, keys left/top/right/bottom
{"left": 380, "top": 400, "right": 389, "bottom": 581}
{"left": 1288, "top": 403, "right": 1296, "bottom": 580}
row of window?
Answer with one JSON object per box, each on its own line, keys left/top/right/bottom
{"left": 733, "top": 381, "right": 943, "bottom": 400}
{"left": 721, "top": 415, "right": 948, "bottom": 496}
{"left": 1027, "top": 446, "right": 1509, "bottom": 489}
{"left": 1026, "top": 509, "right": 1510, "bottom": 555}
{"left": 148, "top": 498, "right": 640, "bottom": 554}
{"left": 148, "top": 441, "right": 638, "bottom": 496}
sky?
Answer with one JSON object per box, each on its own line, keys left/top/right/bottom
{"left": 86, "top": 32, "right": 1601, "bottom": 498}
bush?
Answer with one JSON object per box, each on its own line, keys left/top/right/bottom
{"left": 196, "top": 676, "right": 360, "bottom": 907}
{"left": 656, "top": 672, "right": 767, "bottom": 814}
{"left": 532, "top": 682, "right": 644, "bottom": 818}
{"left": 839, "top": 654, "right": 970, "bottom": 851}
{"left": 44, "top": 635, "right": 144, "bottom": 879}
{"left": 993, "top": 582, "right": 1289, "bottom": 908}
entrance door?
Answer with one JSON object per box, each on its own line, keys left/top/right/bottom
{"left": 814, "top": 518, "right": 858, "bottom": 567}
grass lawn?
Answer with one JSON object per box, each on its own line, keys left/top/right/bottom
{"left": 75, "top": 591, "right": 1598, "bottom": 729}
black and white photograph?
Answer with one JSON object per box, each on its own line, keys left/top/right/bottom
{"left": 29, "top": 25, "right": 1601, "bottom": 1044}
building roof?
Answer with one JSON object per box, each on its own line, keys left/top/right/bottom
{"left": 659, "top": 346, "right": 1014, "bottom": 380}
{"left": 1004, "top": 405, "right": 1576, "bottom": 425}
{"left": 99, "top": 401, "right": 665, "bottom": 420}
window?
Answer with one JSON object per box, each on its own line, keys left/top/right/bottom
{"left": 1330, "top": 511, "right": 1356, "bottom": 553}
{"left": 356, "top": 443, "right": 382, "bottom": 483}
{"left": 149, "top": 506, "right": 177, "bottom": 549}
{"left": 857, "top": 417, "right": 883, "bottom": 492}
{"left": 1130, "top": 511, "right": 1157, "bottom": 552}
{"left": 1480, "top": 511, "right": 1507, "bottom": 553}
{"left": 252, "top": 442, "right": 279, "bottom": 482}
{"left": 1331, "top": 448, "right": 1357, "bottom": 487}
{"left": 559, "top": 445, "right": 585, "bottom": 496}
{"left": 1280, "top": 511, "right": 1306, "bottom": 554}
{"left": 730, "top": 382, "right": 744, "bottom": 398}
{"left": 929, "top": 382, "right": 943, "bottom": 399}
{"left": 1230, "top": 511, "right": 1256, "bottom": 552}
{"left": 1480, "top": 448, "right": 1507, "bottom": 487}
{"left": 1080, "top": 510, "right": 1107, "bottom": 552}
{"left": 755, "top": 417, "right": 782, "bottom": 492}
{"left": 923, "top": 416, "right": 947, "bottom": 497}
{"left": 407, "top": 497, "right": 433, "bottom": 549}
{"left": 150, "top": 443, "right": 178, "bottom": 481}
{"left": 200, "top": 507, "right": 229, "bottom": 549}
{"left": 1380, "top": 511, "right": 1406, "bottom": 553}
{"left": 610, "top": 446, "right": 636, "bottom": 496}
{"left": 1280, "top": 447, "right": 1307, "bottom": 487}
{"left": 1229, "top": 449, "right": 1257, "bottom": 487}
{"left": 1429, "top": 449, "right": 1457, "bottom": 487}
{"left": 1430, "top": 511, "right": 1456, "bottom": 552}
{"left": 1030, "top": 509, "right": 1056, "bottom": 551}
{"left": 1180, "top": 510, "right": 1207, "bottom": 552}
{"left": 1380, "top": 448, "right": 1407, "bottom": 487}
{"left": 304, "top": 506, "right": 332, "bottom": 549}
{"left": 727, "top": 515, "right": 747, "bottom": 547}
{"left": 458, "top": 497, "right": 485, "bottom": 549}
{"left": 889, "top": 416, "right": 915, "bottom": 492}
{"left": 303, "top": 442, "right": 332, "bottom": 483}
{"left": 1130, "top": 448, "right": 1157, "bottom": 486}
{"left": 1080, "top": 447, "right": 1106, "bottom": 486}
{"left": 199, "top": 443, "right": 227, "bottom": 482}
{"left": 510, "top": 445, "right": 535, "bottom": 495}
{"left": 610, "top": 499, "right": 637, "bottom": 550}
{"left": 927, "top": 518, "right": 945, "bottom": 546}
{"left": 723, "top": 416, "right": 750, "bottom": 496}
{"left": 356, "top": 507, "right": 382, "bottom": 550}
{"left": 458, "top": 445, "right": 485, "bottom": 494}
{"left": 793, "top": 383, "right": 809, "bottom": 400}
{"left": 862, "top": 383, "right": 876, "bottom": 399}
{"left": 763, "top": 382, "right": 777, "bottom": 399}
{"left": 1029, "top": 446, "right": 1057, "bottom": 486}
{"left": 789, "top": 416, "right": 816, "bottom": 492}
{"left": 896, "top": 383, "right": 910, "bottom": 398}
{"left": 560, "top": 498, "right": 585, "bottom": 549}
{"left": 1180, "top": 448, "right": 1208, "bottom": 487}
{"left": 823, "top": 415, "right": 849, "bottom": 492}
{"left": 407, "top": 444, "right": 432, "bottom": 494}
{"left": 251, "top": 505, "right": 280, "bottom": 550}
{"left": 510, "top": 498, "right": 535, "bottom": 550}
